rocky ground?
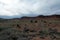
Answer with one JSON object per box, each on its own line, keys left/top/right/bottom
{"left": 0, "top": 15, "right": 60, "bottom": 40}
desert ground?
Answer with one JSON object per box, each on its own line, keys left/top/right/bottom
{"left": 0, "top": 15, "right": 60, "bottom": 40}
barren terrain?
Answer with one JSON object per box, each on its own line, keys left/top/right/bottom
{"left": 0, "top": 15, "right": 60, "bottom": 40}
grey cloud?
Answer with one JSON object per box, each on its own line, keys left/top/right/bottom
{"left": 0, "top": 0, "right": 60, "bottom": 19}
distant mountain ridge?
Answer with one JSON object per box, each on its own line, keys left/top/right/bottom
{"left": 0, "top": 15, "right": 60, "bottom": 19}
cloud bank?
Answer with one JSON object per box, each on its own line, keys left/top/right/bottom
{"left": 0, "top": 0, "right": 60, "bottom": 18}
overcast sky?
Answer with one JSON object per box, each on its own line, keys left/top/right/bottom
{"left": 0, "top": 0, "right": 60, "bottom": 18}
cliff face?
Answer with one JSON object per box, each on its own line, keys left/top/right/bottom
{"left": 0, "top": 15, "right": 60, "bottom": 40}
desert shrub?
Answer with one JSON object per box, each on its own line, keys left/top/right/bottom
{"left": 40, "top": 36, "right": 45, "bottom": 39}
{"left": 23, "top": 27, "right": 29, "bottom": 33}
{"left": 48, "top": 28, "right": 58, "bottom": 35}
{"left": 39, "top": 31, "right": 45, "bottom": 39}
{"left": 56, "top": 32, "right": 60, "bottom": 36}
{"left": 24, "top": 29, "right": 29, "bottom": 32}
{"left": 39, "top": 30, "right": 48, "bottom": 39}
{"left": 10, "top": 36, "right": 18, "bottom": 40}
{"left": 0, "top": 27, "right": 7, "bottom": 32}
{"left": 35, "top": 20, "right": 38, "bottom": 23}
{"left": 30, "top": 20, "right": 33, "bottom": 23}
{"left": 50, "top": 35, "right": 56, "bottom": 40}
{"left": 4, "top": 34, "right": 18, "bottom": 40}
{"left": 43, "top": 21, "right": 47, "bottom": 23}
{"left": 22, "top": 35, "right": 28, "bottom": 38}
{"left": 17, "top": 24, "right": 21, "bottom": 28}
{"left": 30, "top": 20, "right": 38, "bottom": 23}
{"left": 0, "top": 28, "right": 3, "bottom": 31}
{"left": 30, "top": 30, "right": 36, "bottom": 32}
